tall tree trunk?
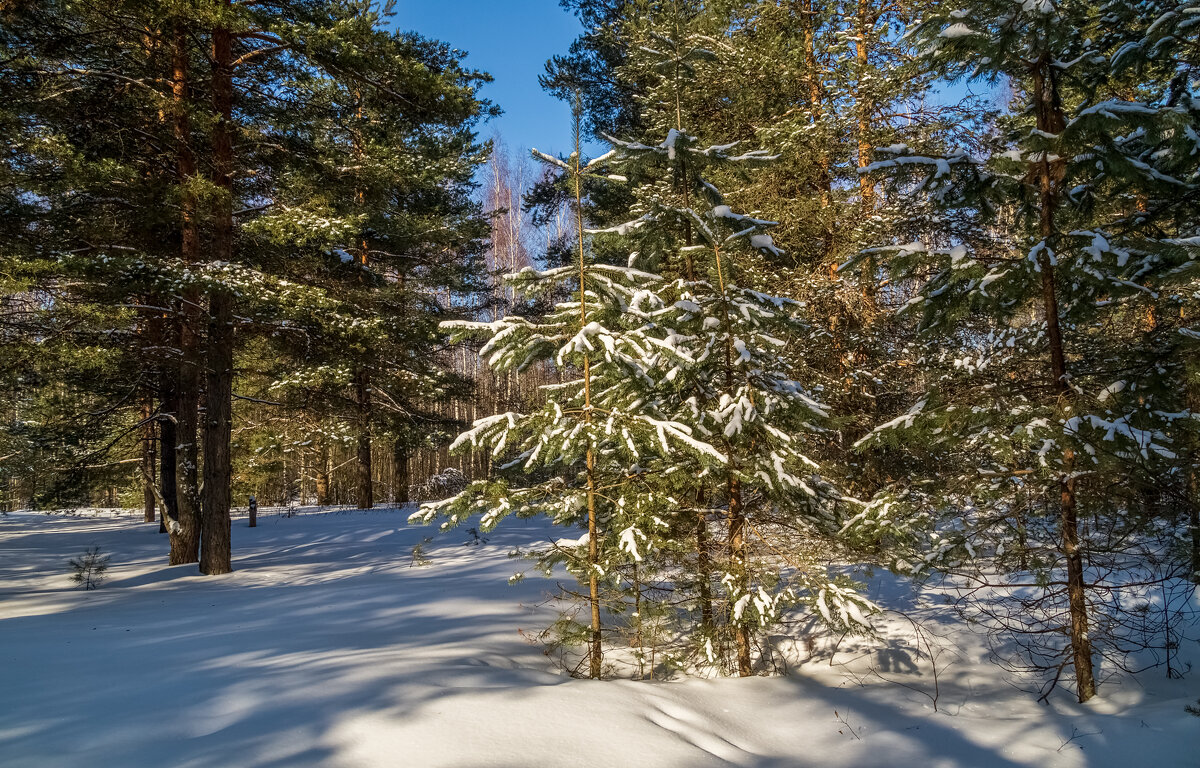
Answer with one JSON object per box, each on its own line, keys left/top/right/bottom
{"left": 802, "top": 0, "right": 834, "bottom": 262}
{"left": 393, "top": 440, "right": 410, "bottom": 504}
{"left": 1032, "top": 54, "right": 1094, "bottom": 702}
{"left": 158, "top": 340, "right": 177, "bottom": 535}
{"left": 170, "top": 22, "right": 200, "bottom": 565}
{"left": 855, "top": 0, "right": 877, "bottom": 300}
{"left": 174, "top": 312, "right": 202, "bottom": 564}
{"left": 728, "top": 477, "right": 752, "bottom": 676}
{"left": 355, "top": 368, "right": 374, "bottom": 509}
{"left": 350, "top": 89, "right": 375, "bottom": 512}
{"left": 201, "top": 291, "right": 234, "bottom": 574}
{"left": 854, "top": 0, "right": 875, "bottom": 213}
{"left": 585, "top": 436, "right": 603, "bottom": 679}
{"left": 695, "top": 490, "right": 714, "bottom": 633}
{"left": 315, "top": 438, "right": 331, "bottom": 505}
{"left": 569, "top": 109, "right": 603, "bottom": 679}
{"left": 666, "top": 64, "right": 710, "bottom": 625}
{"left": 1188, "top": 375, "right": 1200, "bottom": 582}
{"left": 1190, "top": 464, "right": 1200, "bottom": 583}
{"left": 200, "top": 11, "right": 234, "bottom": 576}
{"left": 141, "top": 398, "right": 156, "bottom": 523}
{"left": 710, "top": 238, "right": 753, "bottom": 677}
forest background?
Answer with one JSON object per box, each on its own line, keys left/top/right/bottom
{"left": 1, "top": 0, "right": 1197, "bottom": 701}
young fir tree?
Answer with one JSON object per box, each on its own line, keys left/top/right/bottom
{"left": 411, "top": 102, "right": 724, "bottom": 679}
{"left": 844, "top": 0, "right": 1200, "bottom": 701}
{"left": 583, "top": 10, "right": 883, "bottom": 674}
{"left": 599, "top": 126, "right": 876, "bottom": 676}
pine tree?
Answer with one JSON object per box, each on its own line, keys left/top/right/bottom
{"left": 240, "top": 5, "right": 493, "bottom": 516}
{"left": 0, "top": 0, "right": 191, "bottom": 519}
{"left": 844, "top": 0, "right": 1200, "bottom": 701}
{"left": 0, "top": 1, "right": 495, "bottom": 571}
{"left": 571, "top": 12, "right": 885, "bottom": 673}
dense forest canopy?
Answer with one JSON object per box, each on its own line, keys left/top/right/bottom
{"left": 1, "top": 0, "right": 1197, "bottom": 701}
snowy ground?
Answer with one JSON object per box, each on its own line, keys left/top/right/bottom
{"left": 3, "top": 506, "right": 1198, "bottom": 768}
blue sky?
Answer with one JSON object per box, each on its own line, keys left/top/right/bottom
{"left": 389, "top": 0, "right": 589, "bottom": 157}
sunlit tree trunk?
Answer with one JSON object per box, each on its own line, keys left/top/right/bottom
{"left": 1031, "top": 53, "right": 1093, "bottom": 702}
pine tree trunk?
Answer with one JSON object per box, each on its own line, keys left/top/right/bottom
{"left": 696, "top": 489, "right": 714, "bottom": 633}
{"left": 355, "top": 367, "right": 374, "bottom": 509}
{"left": 201, "top": 288, "right": 234, "bottom": 574}
{"left": 632, "top": 561, "right": 644, "bottom": 673}
{"left": 170, "top": 23, "right": 200, "bottom": 565}
{"left": 854, "top": 0, "right": 874, "bottom": 213}
{"left": 728, "top": 476, "right": 753, "bottom": 676}
{"left": 393, "top": 441, "right": 410, "bottom": 504}
{"left": 200, "top": 13, "right": 234, "bottom": 576}
{"left": 141, "top": 399, "right": 156, "bottom": 523}
{"left": 1190, "top": 467, "right": 1199, "bottom": 583}
{"left": 855, "top": 0, "right": 877, "bottom": 300}
{"left": 158, "top": 360, "right": 177, "bottom": 535}
{"left": 802, "top": 0, "right": 834, "bottom": 261}
{"left": 174, "top": 300, "right": 202, "bottom": 564}
{"left": 569, "top": 119, "right": 603, "bottom": 680}
{"left": 708, "top": 236, "right": 755, "bottom": 677}
{"left": 586, "top": 442, "right": 603, "bottom": 679}
{"left": 316, "top": 438, "right": 331, "bottom": 506}
{"left": 1032, "top": 54, "right": 1094, "bottom": 702}
{"left": 1187, "top": 377, "right": 1200, "bottom": 582}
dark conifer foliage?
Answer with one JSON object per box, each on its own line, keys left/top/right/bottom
{"left": 0, "top": 0, "right": 494, "bottom": 572}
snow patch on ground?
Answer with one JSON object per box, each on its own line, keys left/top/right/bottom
{"left": 2, "top": 509, "right": 1198, "bottom": 767}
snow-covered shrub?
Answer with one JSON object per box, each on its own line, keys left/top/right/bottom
{"left": 418, "top": 468, "right": 468, "bottom": 501}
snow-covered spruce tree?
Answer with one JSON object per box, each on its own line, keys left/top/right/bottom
{"left": 602, "top": 128, "right": 875, "bottom": 676}
{"left": 571, "top": 17, "right": 879, "bottom": 675}
{"left": 410, "top": 104, "right": 724, "bottom": 679}
{"left": 1100, "top": 0, "right": 1200, "bottom": 583}
{"left": 843, "top": 0, "right": 1200, "bottom": 701}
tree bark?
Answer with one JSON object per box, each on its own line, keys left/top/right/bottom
{"left": 708, "top": 235, "right": 755, "bottom": 677}
{"left": 1032, "top": 54, "right": 1094, "bottom": 702}
{"left": 393, "top": 440, "right": 410, "bottom": 504}
{"left": 355, "top": 367, "right": 374, "bottom": 509}
{"left": 158, "top": 344, "right": 177, "bottom": 535}
{"left": 174, "top": 308, "right": 202, "bottom": 565}
{"left": 855, "top": 0, "right": 878, "bottom": 301}
{"left": 169, "top": 21, "right": 200, "bottom": 565}
{"left": 1188, "top": 377, "right": 1200, "bottom": 582}
{"left": 1191, "top": 465, "right": 1200, "bottom": 583}
{"left": 350, "top": 88, "right": 375, "bottom": 512}
{"left": 570, "top": 122, "right": 603, "bottom": 679}
{"left": 141, "top": 398, "right": 156, "bottom": 523}
{"left": 586, "top": 439, "right": 603, "bottom": 679}
{"left": 728, "top": 477, "right": 752, "bottom": 676}
{"left": 695, "top": 490, "right": 714, "bottom": 633}
{"left": 315, "top": 438, "right": 331, "bottom": 506}
{"left": 802, "top": 0, "right": 834, "bottom": 261}
{"left": 854, "top": 0, "right": 875, "bottom": 213}
{"left": 200, "top": 10, "right": 234, "bottom": 576}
